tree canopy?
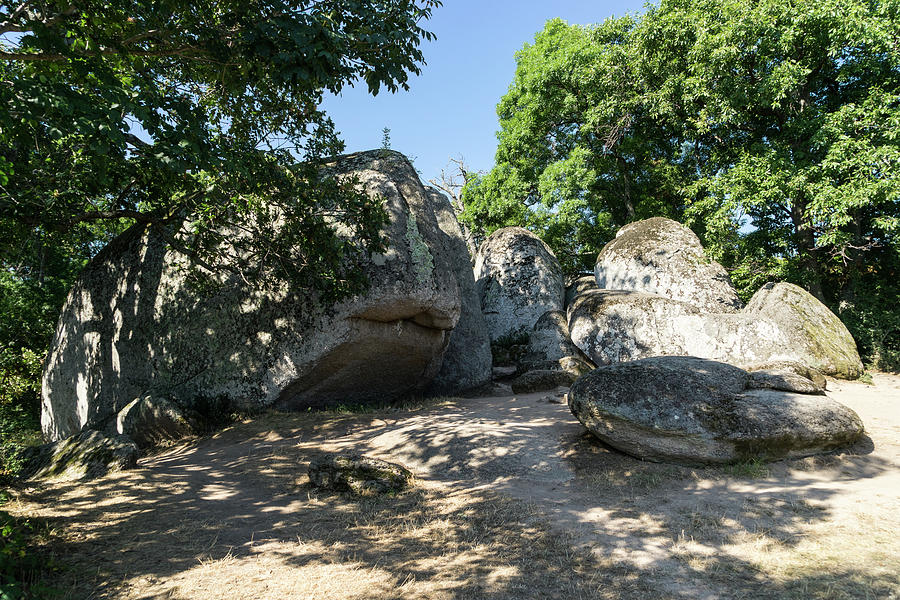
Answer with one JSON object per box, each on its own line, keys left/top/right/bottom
{"left": 460, "top": 0, "right": 900, "bottom": 366}
{"left": 0, "top": 0, "right": 441, "bottom": 469}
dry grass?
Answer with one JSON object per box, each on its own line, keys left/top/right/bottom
{"left": 6, "top": 376, "right": 900, "bottom": 599}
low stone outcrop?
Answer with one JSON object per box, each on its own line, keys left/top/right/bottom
{"left": 42, "top": 151, "right": 469, "bottom": 441}
{"left": 308, "top": 453, "right": 414, "bottom": 496}
{"left": 568, "top": 356, "right": 864, "bottom": 465}
{"left": 744, "top": 361, "right": 827, "bottom": 391}
{"left": 595, "top": 218, "right": 743, "bottom": 312}
{"left": 116, "top": 396, "right": 195, "bottom": 449}
{"left": 510, "top": 369, "right": 578, "bottom": 394}
{"left": 424, "top": 187, "right": 492, "bottom": 396}
{"left": 18, "top": 430, "right": 138, "bottom": 481}
{"left": 474, "top": 227, "right": 565, "bottom": 343}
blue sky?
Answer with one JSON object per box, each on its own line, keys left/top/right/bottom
{"left": 321, "top": 0, "right": 648, "bottom": 187}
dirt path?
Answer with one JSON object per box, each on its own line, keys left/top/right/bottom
{"left": 8, "top": 374, "right": 900, "bottom": 599}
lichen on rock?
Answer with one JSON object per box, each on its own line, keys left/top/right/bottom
{"left": 406, "top": 212, "right": 434, "bottom": 286}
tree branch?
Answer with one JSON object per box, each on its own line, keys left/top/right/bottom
{"left": 0, "top": 45, "right": 202, "bottom": 62}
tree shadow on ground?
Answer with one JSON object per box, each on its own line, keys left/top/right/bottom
{"left": 12, "top": 392, "right": 900, "bottom": 600}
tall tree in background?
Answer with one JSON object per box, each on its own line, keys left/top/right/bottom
{"left": 0, "top": 0, "right": 440, "bottom": 464}
{"left": 459, "top": 16, "right": 694, "bottom": 273}
{"left": 462, "top": 0, "right": 900, "bottom": 366}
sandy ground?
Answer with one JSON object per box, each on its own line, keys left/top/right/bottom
{"left": 7, "top": 373, "right": 900, "bottom": 599}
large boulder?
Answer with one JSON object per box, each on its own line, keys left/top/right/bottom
{"left": 568, "top": 287, "right": 863, "bottom": 379}
{"left": 474, "top": 227, "right": 565, "bottom": 343}
{"left": 743, "top": 283, "right": 863, "bottom": 379}
{"left": 41, "top": 151, "right": 467, "bottom": 441}
{"left": 18, "top": 430, "right": 139, "bottom": 481}
{"left": 567, "top": 290, "right": 700, "bottom": 366}
{"left": 595, "top": 218, "right": 743, "bottom": 312}
{"left": 424, "top": 187, "right": 492, "bottom": 396}
{"left": 568, "top": 356, "right": 864, "bottom": 465}
{"left": 525, "top": 311, "right": 591, "bottom": 364}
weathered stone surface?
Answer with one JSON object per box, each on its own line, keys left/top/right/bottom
{"left": 525, "top": 310, "right": 593, "bottom": 365}
{"left": 517, "top": 356, "right": 595, "bottom": 377}
{"left": 116, "top": 396, "right": 195, "bottom": 449}
{"left": 510, "top": 369, "right": 578, "bottom": 394}
{"left": 745, "top": 361, "right": 827, "bottom": 391}
{"left": 568, "top": 356, "right": 864, "bottom": 465}
{"left": 42, "top": 151, "right": 465, "bottom": 441}
{"left": 474, "top": 227, "right": 565, "bottom": 343}
{"left": 595, "top": 218, "right": 743, "bottom": 312}
{"left": 19, "top": 430, "right": 138, "bottom": 481}
{"left": 308, "top": 453, "right": 413, "bottom": 496}
{"left": 568, "top": 287, "right": 861, "bottom": 379}
{"left": 424, "top": 187, "right": 492, "bottom": 396}
{"left": 565, "top": 275, "right": 596, "bottom": 309}
{"left": 748, "top": 369, "right": 825, "bottom": 395}
{"left": 567, "top": 289, "right": 701, "bottom": 366}
{"left": 743, "top": 283, "right": 863, "bottom": 379}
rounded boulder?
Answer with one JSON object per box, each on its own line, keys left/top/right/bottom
{"left": 568, "top": 356, "right": 865, "bottom": 465}
{"left": 595, "top": 218, "right": 743, "bottom": 312}
{"left": 474, "top": 227, "right": 565, "bottom": 343}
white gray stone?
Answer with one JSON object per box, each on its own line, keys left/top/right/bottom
{"left": 567, "top": 289, "right": 700, "bottom": 366}
{"left": 474, "top": 227, "right": 565, "bottom": 343}
{"left": 743, "top": 282, "right": 863, "bottom": 379}
{"left": 568, "top": 286, "right": 863, "bottom": 379}
{"left": 595, "top": 217, "right": 743, "bottom": 312}
{"left": 41, "top": 151, "right": 465, "bottom": 441}
{"left": 424, "top": 187, "right": 492, "bottom": 396}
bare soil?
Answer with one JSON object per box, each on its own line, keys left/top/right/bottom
{"left": 7, "top": 373, "right": 900, "bottom": 599}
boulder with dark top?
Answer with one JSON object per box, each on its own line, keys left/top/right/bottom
{"left": 308, "top": 453, "right": 414, "bottom": 496}
{"left": 594, "top": 217, "right": 743, "bottom": 312}
{"left": 474, "top": 227, "right": 565, "bottom": 343}
{"left": 742, "top": 282, "right": 864, "bottom": 379}
{"left": 42, "top": 151, "right": 467, "bottom": 441}
{"left": 116, "top": 396, "right": 196, "bottom": 449}
{"left": 19, "top": 430, "right": 139, "bottom": 481}
{"left": 568, "top": 356, "right": 864, "bottom": 465}
{"left": 423, "top": 187, "right": 492, "bottom": 396}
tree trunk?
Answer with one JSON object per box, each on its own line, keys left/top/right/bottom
{"left": 790, "top": 201, "right": 825, "bottom": 301}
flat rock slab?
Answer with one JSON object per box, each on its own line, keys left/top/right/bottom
{"left": 568, "top": 356, "right": 864, "bottom": 465}
{"left": 308, "top": 453, "right": 414, "bottom": 496}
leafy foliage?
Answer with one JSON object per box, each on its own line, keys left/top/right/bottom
{"left": 463, "top": 0, "right": 900, "bottom": 366}
{"left": 0, "top": 492, "right": 55, "bottom": 599}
